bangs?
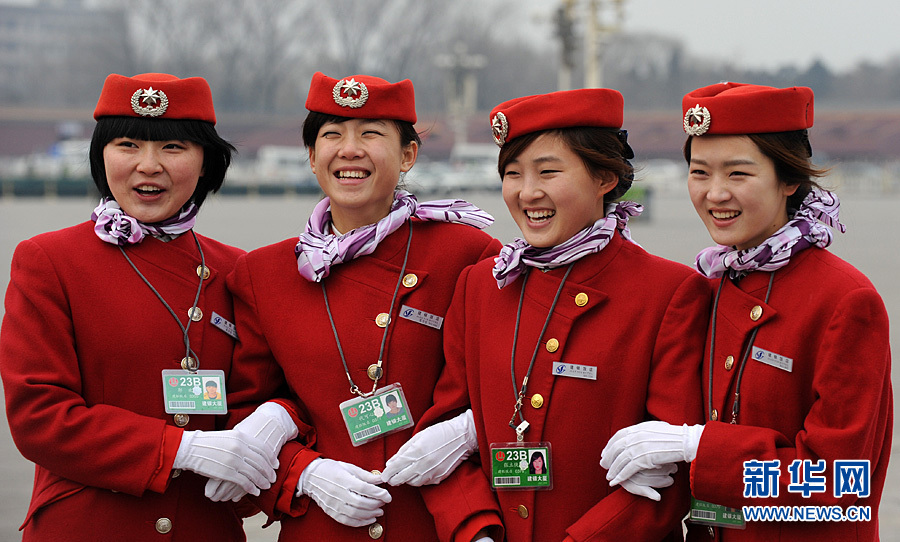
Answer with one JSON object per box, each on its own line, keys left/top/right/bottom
{"left": 97, "top": 116, "right": 215, "bottom": 143}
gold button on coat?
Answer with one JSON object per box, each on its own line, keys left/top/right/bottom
{"left": 517, "top": 504, "right": 529, "bottom": 518}
{"left": 196, "top": 265, "right": 210, "bottom": 279}
{"left": 402, "top": 273, "right": 418, "bottom": 288}
{"left": 174, "top": 413, "right": 190, "bottom": 427}
{"left": 367, "top": 364, "right": 383, "bottom": 381}
{"left": 375, "top": 313, "right": 391, "bottom": 328}
{"left": 368, "top": 522, "right": 384, "bottom": 539}
{"left": 710, "top": 409, "right": 718, "bottom": 421}
{"left": 750, "top": 305, "right": 763, "bottom": 321}
{"left": 370, "top": 469, "right": 382, "bottom": 476}
{"left": 155, "top": 518, "right": 172, "bottom": 534}
{"left": 574, "top": 293, "right": 589, "bottom": 307}
{"left": 725, "top": 355, "right": 734, "bottom": 371}
{"left": 530, "top": 394, "right": 544, "bottom": 409}
{"left": 181, "top": 356, "right": 198, "bottom": 371}
{"left": 188, "top": 307, "right": 203, "bottom": 322}
{"left": 545, "top": 338, "right": 559, "bottom": 353}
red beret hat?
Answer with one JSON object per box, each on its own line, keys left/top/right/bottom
{"left": 682, "top": 82, "right": 814, "bottom": 136}
{"left": 305, "top": 72, "right": 416, "bottom": 124}
{"left": 93, "top": 73, "right": 216, "bottom": 124}
{"left": 489, "top": 88, "right": 624, "bottom": 146}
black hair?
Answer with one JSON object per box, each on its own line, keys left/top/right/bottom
{"left": 497, "top": 127, "right": 635, "bottom": 204}
{"left": 89, "top": 116, "right": 236, "bottom": 210}
{"left": 301, "top": 111, "right": 421, "bottom": 150}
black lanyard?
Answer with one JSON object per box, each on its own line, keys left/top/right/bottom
{"left": 508, "top": 263, "right": 574, "bottom": 441}
{"left": 321, "top": 220, "right": 413, "bottom": 399}
{"left": 119, "top": 231, "right": 206, "bottom": 373}
{"left": 707, "top": 271, "right": 775, "bottom": 424}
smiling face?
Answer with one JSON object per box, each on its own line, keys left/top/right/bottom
{"left": 688, "top": 135, "right": 798, "bottom": 250}
{"left": 501, "top": 133, "right": 616, "bottom": 248}
{"left": 308, "top": 118, "right": 418, "bottom": 233}
{"left": 103, "top": 138, "right": 204, "bottom": 223}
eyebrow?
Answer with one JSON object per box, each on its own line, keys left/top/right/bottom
{"left": 690, "top": 158, "right": 758, "bottom": 167}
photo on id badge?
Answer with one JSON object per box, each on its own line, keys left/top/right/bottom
{"left": 202, "top": 378, "right": 221, "bottom": 400}
{"left": 383, "top": 393, "right": 402, "bottom": 416}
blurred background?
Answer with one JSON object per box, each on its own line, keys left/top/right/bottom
{"left": 0, "top": 0, "right": 898, "bottom": 540}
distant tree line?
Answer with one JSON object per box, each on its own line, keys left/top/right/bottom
{"left": 4, "top": 0, "right": 900, "bottom": 114}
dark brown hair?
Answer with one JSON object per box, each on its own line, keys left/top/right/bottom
{"left": 683, "top": 130, "right": 828, "bottom": 213}
{"left": 497, "top": 127, "right": 634, "bottom": 202}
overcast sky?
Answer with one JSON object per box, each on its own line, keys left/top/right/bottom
{"left": 513, "top": 0, "right": 900, "bottom": 72}
{"left": 6, "top": 0, "right": 898, "bottom": 73}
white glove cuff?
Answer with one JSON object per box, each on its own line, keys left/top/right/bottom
{"left": 463, "top": 409, "right": 478, "bottom": 452}
{"left": 298, "top": 457, "right": 324, "bottom": 495}
{"left": 173, "top": 430, "right": 196, "bottom": 470}
{"left": 684, "top": 424, "right": 705, "bottom": 463}
{"left": 256, "top": 401, "right": 299, "bottom": 440}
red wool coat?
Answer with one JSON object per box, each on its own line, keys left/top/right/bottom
{"left": 686, "top": 248, "right": 892, "bottom": 542}
{"left": 419, "top": 232, "right": 711, "bottom": 542}
{"left": 0, "top": 221, "right": 277, "bottom": 541}
{"left": 227, "top": 219, "right": 500, "bottom": 541}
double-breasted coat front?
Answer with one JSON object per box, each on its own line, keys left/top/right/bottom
{"left": 227, "top": 219, "right": 500, "bottom": 541}
{"left": 686, "top": 247, "right": 892, "bottom": 542}
{"left": 0, "top": 221, "right": 276, "bottom": 541}
{"left": 418, "top": 232, "right": 711, "bottom": 542}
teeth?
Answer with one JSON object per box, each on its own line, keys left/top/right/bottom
{"left": 337, "top": 170, "right": 368, "bottom": 179}
{"left": 526, "top": 209, "right": 555, "bottom": 220}
{"left": 136, "top": 186, "right": 161, "bottom": 193}
{"left": 712, "top": 210, "right": 739, "bottom": 219}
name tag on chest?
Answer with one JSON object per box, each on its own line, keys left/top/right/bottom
{"left": 399, "top": 305, "right": 443, "bottom": 329}
{"left": 751, "top": 346, "right": 793, "bottom": 372}
{"left": 552, "top": 362, "right": 597, "bottom": 380}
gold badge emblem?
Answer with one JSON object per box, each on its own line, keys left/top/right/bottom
{"left": 683, "top": 104, "right": 711, "bottom": 136}
{"left": 491, "top": 112, "right": 509, "bottom": 146}
{"left": 333, "top": 78, "right": 369, "bottom": 108}
{"left": 131, "top": 87, "right": 169, "bottom": 117}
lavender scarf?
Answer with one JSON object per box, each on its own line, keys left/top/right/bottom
{"left": 91, "top": 198, "right": 198, "bottom": 245}
{"left": 695, "top": 187, "right": 846, "bottom": 279}
{"left": 295, "top": 190, "right": 494, "bottom": 282}
{"left": 492, "top": 201, "right": 643, "bottom": 289}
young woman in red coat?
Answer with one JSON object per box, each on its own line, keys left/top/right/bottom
{"left": 224, "top": 72, "right": 500, "bottom": 540}
{"left": 381, "top": 89, "right": 710, "bottom": 541}
{"left": 0, "top": 73, "right": 299, "bottom": 541}
{"left": 601, "top": 83, "right": 892, "bottom": 541}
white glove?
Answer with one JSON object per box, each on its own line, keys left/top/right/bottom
{"left": 173, "top": 429, "right": 277, "bottom": 496}
{"left": 297, "top": 457, "right": 392, "bottom": 527}
{"left": 617, "top": 464, "right": 678, "bottom": 501}
{"left": 473, "top": 538, "right": 494, "bottom": 542}
{"left": 382, "top": 409, "right": 478, "bottom": 486}
{"left": 600, "top": 421, "right": 704, "bottom": 487}
{"left": 204, "top": 402, "right": 299, "bottom": 502}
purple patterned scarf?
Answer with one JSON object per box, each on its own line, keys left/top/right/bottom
{"left": 91, "top": 198, "right": 198, "bottom": 245}
{"left": 695, "top": 187, "right": 846, "bottom": 279}
{"left": 492, "top": 201, "right": 643, "bottom": 289}
{"left": 295, "top": 190, "right": 494, "bottom": 282}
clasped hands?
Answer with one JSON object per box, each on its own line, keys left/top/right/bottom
{"left": 173, "top": 402, "right": 298, "bottom": 502}
{"left": 600, "top": 420, "right": 705, "bottom": 501}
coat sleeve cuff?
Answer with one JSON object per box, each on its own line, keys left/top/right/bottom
{"left": 453, "top": 511, "right": 503, "bottom": 542}
{"left": 148, "top": 424, "right": 183, "bottom": 494}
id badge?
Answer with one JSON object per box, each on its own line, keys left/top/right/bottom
{"left": 689, "top": 497, "right": 746, "bottom": 529}
{"left": 162, "top": 369, "right": 227, "bottom": 415}
{"left": 339, "top": 383, "right": 414, "bottom": 446}
{"left": 489, "top": 442, "right": 553, "bottom": 491}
